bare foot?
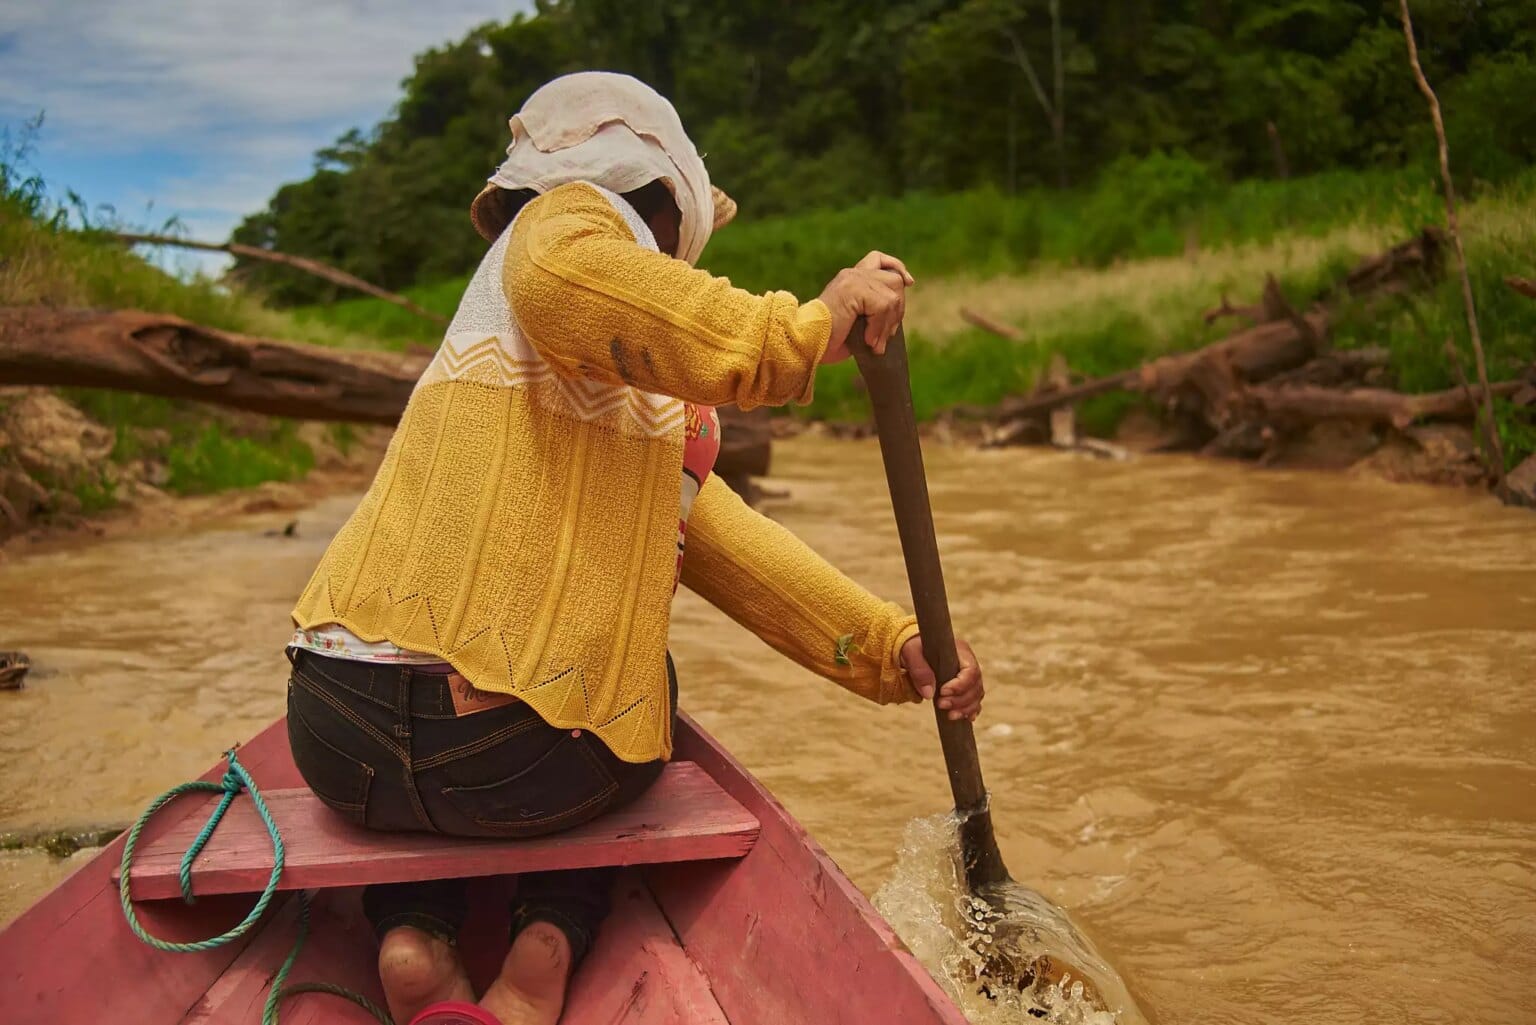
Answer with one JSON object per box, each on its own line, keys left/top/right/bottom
{"left": 478, "top": 921, "right": 572, "bottom": 1025}
{"left": 378, "top": 926, "right": 475, "bottom": 1024}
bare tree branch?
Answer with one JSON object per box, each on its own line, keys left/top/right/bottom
{"left": 1398, "top": 0, "right": 1508, "bottom": 491}
{"left": 114, "top": 232, "right": 449, "bottom": 327}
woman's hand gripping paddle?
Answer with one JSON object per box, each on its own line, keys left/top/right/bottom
{"left": 849, "top": 322, "right": 1140, "bottom": 1018}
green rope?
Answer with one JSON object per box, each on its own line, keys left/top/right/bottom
{"left": 119, "top": 748, "right": 394, "bottom": 1025}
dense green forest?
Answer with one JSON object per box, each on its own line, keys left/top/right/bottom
{"left": 232, "top": 0, "right": 1536, "bottom": 304}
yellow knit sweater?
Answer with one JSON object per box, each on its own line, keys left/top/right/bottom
{"left": 292, "top": 182, "right": 919, "bottom": 762}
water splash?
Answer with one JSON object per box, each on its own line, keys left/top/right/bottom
{"left": 874, "top": 814, "right": 1147, "bottom": 1025}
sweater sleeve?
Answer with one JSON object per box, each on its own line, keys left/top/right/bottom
{"left": 503, "top": 182, "right": 832, "bottom": 410}
{"left": 679, "top": 475, "right": 922, "bottom": 705}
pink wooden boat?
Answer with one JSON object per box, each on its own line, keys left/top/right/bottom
{"left": 0, "top": 713, "right": 970, "bottom": 1024}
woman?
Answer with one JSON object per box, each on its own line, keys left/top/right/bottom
{"left": 286, "top": 72, "right": 984, "bottom": 1025}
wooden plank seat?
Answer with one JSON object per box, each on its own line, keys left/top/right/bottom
{"left": 117, "top": 761, "right": 758, "bottom": 902}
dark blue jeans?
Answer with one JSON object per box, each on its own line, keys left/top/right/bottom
{"left": 285, "top": 648, "right": 676, "bottom": 961}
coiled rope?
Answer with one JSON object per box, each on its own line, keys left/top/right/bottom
{"left": 118, "top": 747, "right": 394, "bottom": 1025}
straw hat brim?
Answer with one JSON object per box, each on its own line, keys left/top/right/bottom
{"left": 470, "top": 181, "right": 736, "bottom": 243}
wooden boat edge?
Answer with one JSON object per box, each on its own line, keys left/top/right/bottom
{"left": 0, "top": 713, "right": 969, "bottom": 1025}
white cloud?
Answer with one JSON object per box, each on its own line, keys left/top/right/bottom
{"left": 1, "top": 0, "right": 528, "bottom": 251}
{"left": 1, "top": 0, "right": 524, "bottom": 148}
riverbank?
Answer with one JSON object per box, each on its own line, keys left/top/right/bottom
{"left": 0, "top": 388, "right": 389, "bottom": 554}
{"left": 0, "top": 181, "right": 398, "bottom": 545}
{"left": 4, "top": 164, "right": 1531, "bottom": 538}
{"left": 292, "top": 169, "right": 1535, "bottom": 492}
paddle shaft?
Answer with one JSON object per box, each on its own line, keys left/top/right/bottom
{"left": 850, "top": 323, "right": 1011, "bottom": 890}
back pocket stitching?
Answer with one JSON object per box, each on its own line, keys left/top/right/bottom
{"left": 439, "top": 736, "right": 617, "bottom": 833}
{"left": 292, "top": 671, "right": 402, "bottom": 758}
{"left": 289, "top": 701, "right": 376, "bottom": 813}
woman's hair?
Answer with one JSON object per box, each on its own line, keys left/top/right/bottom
{"left": 477, "top": 180, "right": 679, "bottom": 245}
{"left": 476, "top": 186, "right": 539, "bottom": 242}
{"left": 620, "top": 180, "right": 680, "bottom": 225}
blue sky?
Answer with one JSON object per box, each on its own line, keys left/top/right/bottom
{"left": 2, "top": 1, "right": 529, "bottom": 274}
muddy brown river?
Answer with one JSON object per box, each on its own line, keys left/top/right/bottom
{"left": 2, "top": 437, "right": 1533, "bottom": 1024}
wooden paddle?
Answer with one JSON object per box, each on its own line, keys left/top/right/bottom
{"left": 848, "top": 322, "right": 1009, "bottom": 892}
{"left": 849, "top": 321, "right": 1144, "bottom": 1017}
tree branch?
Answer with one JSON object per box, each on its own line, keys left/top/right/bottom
{"left": 1398, "top": 0, "right": 1507, "bottom": 489}
{"left": 113, "top": 232, "right": 449, "bottom": 327}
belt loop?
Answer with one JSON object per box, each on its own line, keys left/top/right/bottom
{"left": 394, "top": 665, "right": 412, "bottom": 738}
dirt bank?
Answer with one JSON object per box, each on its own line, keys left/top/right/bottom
{"left": 0, "top": 387, "right": 390, "bottom": 555}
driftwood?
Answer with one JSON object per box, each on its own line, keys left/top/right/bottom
{"left": 985, "top": 308, "right": 1327, "bottom": 423}
{"left": 114, "top": 233, "right": 449, "bottom": 326}
{"left": 972, "top": 230, "right": 1464, "bottom": 442}
{"left": 0, "top": 651, "right": 29, "bottom": 690}
{"left": 0, "top": 307, "right": 771, "bottom": 494}
{"left": 0, "top": 307, "right": 418, "bottom": 423}
{"left": 1242, "top": 380, "right": 1522, "bottom": 429}
{"left": 960, "top": 308, "right": 1025, "bottom": 341}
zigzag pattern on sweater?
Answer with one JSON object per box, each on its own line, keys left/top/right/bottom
{"left": 414, "top": 179, "right": 684, "bottom": 439}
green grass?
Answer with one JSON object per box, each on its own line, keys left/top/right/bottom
{"left": 59, "top": 390, "right": 316, "bottom": 497}
{"left": 164, "top": 422, "right": 314, "bottom": 493}
{"left": 704, "top": 163, "right": 1433, "bottom": 300}
{"left": 287, "top": 278, "right": 462, "bottom": 350}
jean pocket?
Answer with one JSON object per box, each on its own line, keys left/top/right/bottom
{"left": 287, "top": 698, "right": 374, "bottom": 827}
{"left": 439, "top": 735, "right": 618, "bottom": 838}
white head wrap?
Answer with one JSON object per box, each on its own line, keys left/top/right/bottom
{"left": 469, "top": 71, "right": 727, "bottom": 265}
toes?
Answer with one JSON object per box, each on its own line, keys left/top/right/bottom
{"left": 506, "top": 922, "right": 571, "bottom": 991}
{"left": 479, "top": 922, "right": 573, "bottom": 1025}
{"left": 378, "top": 927, "right": 469, "bottom": 1011}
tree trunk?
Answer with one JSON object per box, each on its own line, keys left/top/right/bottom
{"left": 1242, "top": 380, "right": 1523, "bottom": 430}
{"left": 0, "top": 307, "right": 418, "bottom": 423}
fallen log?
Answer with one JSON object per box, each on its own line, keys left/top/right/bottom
{"left": 114, "top": 233, "right": 449, "bottom": 326}
{"left": 987, "top": 309, "right": 1327, "bottom": 422}
{"left": 1265, "top": 347, "right": 1391, "bottom": 388}
{"left": 969, "top": 231, "right": 1449, "bottom": 439}
{"left": 1241, "top": 380, "right": 1522, "bottom": 430}
{"left": 0, "top": 306, "right": 771, "bottom": 494}
{"left": 0, "top": 307, "right": 418, "bottom": 424}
